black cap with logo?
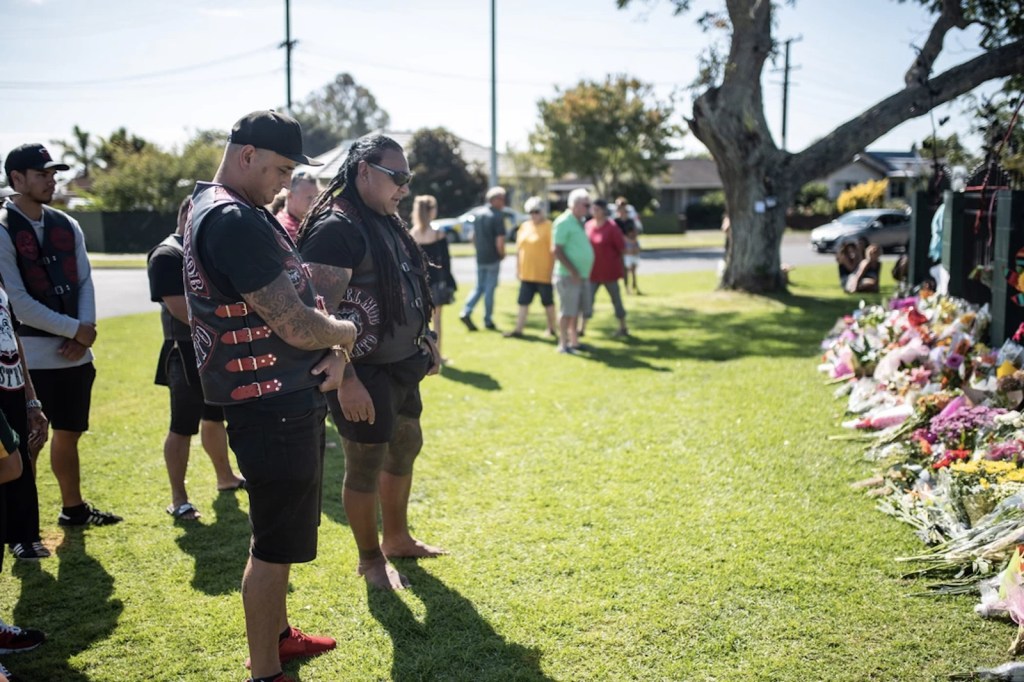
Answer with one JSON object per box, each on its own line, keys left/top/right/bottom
{"left": 228, "top": 110, "right": 323, "bottom": 166}
{"left": 4, "top": 144, "right": 71, "bottom": 175}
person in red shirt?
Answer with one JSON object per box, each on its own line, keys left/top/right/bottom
{"left": 273, "top": 171, "right": 318, "bottom": 243}
{"left": 582, "top": 199, "right": 628, "bottom": 338}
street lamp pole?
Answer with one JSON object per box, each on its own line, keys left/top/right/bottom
{"left": 489, "top": 0, "right": 498, "bottom": 188}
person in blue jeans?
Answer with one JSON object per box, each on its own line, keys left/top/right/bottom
{"left": 459, "top": 187, "right": 507, "bottom": 331}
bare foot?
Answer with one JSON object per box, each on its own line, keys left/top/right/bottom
{"left": 381, "top": 536, "right": 448, "bottom": 559}
{"left": 217, "top": 477, "right": 246, "bottom": 492}
{"left": 358, "top": 556, "right": 409, "bottom": 590}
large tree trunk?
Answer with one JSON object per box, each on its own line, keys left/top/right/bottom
{"left": 692, "top": 0, "right": 1024, "bottom": 294}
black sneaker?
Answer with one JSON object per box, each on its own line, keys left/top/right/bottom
{"left": 58, "top": 503, "right": 123, "bottom": 527}
{"left": 0, "top": 622, "right": 45, "bottom": 654}
{"left": 459, "top": 314, "right": 477, "bottom": 332}
{"left": 8, "top": 542, "right": 49, "bottom": 560}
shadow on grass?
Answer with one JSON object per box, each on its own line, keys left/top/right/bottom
{"left": 363, "top": 562, "right": 551, "bottom": 682}
{"left": 11, "top": 530, "right": 122, "bottom": 681}
{"left": 438, "top": 365, "right": 501, "bottom": 390}
{"left": 578, "top": 290, "right": 863, "bottom": 365}
{"left": 175, "top": 490, "right": 250, "bottom": 595}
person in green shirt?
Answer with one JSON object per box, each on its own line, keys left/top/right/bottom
{"left": 552, "top": 188, "right": 595, "bottom": 354}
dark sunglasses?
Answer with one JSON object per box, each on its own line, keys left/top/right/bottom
{"left": 367, "top": 162, "right": 414, "bottom": 187}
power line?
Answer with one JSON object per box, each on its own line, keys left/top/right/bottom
{"left": 0, "top": 44, "right": 279, "bottom": 90}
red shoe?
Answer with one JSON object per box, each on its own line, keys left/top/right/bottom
{"left": 244, "top": 626, "right": 336, "bottom": 668}
{"left": 278, "top": 627, "right": 335, "bottom": 664}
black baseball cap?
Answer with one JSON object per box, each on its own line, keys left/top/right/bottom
{"left": 228, "top": 110, "right": 323, "bottom": 166}
{"left": 4, "top": 143, "right": 70, "bottom": 175}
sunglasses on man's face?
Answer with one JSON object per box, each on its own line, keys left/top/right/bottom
{"left": 367, "top": 162, "right": 414, "bottom": 187}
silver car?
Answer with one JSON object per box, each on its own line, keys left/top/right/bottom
{"left": 809, "top": 208, "right": 911, "bottom": 253}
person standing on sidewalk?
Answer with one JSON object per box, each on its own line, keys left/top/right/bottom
{"left": 459, "top": 186, "right": 507, "bottom": 331}
{"left": 147, "top": 197, "right": 245, "bottom": 522}
{"left": 0, "top": 143, "right": 121, "bottom": 532}
{"left": 184, "top": 110, "right": 356, "bottom": 682}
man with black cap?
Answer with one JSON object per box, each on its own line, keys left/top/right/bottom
{"left": 183, "top": 110, "right": 356, "bottom": 682}
{"left": 0, "top": 144, "right": 121, "bottom": 551}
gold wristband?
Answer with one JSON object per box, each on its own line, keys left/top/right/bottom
{"left": 332, "top": 345, "right": 351, "bottom": 362}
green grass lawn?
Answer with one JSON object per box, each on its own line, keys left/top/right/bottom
{"left": 0, "top": 265, "right": 1011, "bottom": 681}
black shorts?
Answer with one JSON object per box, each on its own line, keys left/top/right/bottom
{"left": 166, "top": 349, "right": 223, "bottom": 435}
{"left": 517, "top": 281, "right": 554, "bottom": 307}
{"left": 223, "top": 392, "right": 327, "bottom": 564}
{"left": 30, "top": 363, "right": 96, "bottom": 432}
{"left": 330, "top": 359, "right": 425, "bottom": 445}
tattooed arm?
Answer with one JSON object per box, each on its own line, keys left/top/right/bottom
{"left": 241, "top": 272, "right": 356, "bottom": 351}
{"left": 307, "top": 263, "right": 352, "bottom": 312}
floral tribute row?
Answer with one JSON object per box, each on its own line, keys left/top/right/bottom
{"left": 820, "top": 292, "right": 1024, "bottom": 661}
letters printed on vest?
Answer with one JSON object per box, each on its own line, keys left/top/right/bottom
{"left": 183, "top": 182, "right": 322, "bottom": 405}
{"left": 0, "top": 206, "right": 79, "bottom": 335}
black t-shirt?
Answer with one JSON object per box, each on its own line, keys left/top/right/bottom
{"left": 615, "top": 217, "right": 637, "bottom": 236}
{"left": 148, "top": 235, "right": 185, "bottom": 303}
{"left": 299, "top": 211, "right": 367, "bottom": 269}
{"left": 197, "top": 204, "right": 289, "bottom": 297}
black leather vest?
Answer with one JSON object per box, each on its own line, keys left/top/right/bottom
{"left": 329, "top": 199, "right": 429, "bottom": 365}
{"left": 0, "top": 205, "right": 79, "bottom": 337}
{"left": 147, "top": 233, "right": 192, "bottom": 343}
{"left": 183, "top": 182, "right": 323, "bottom": 406}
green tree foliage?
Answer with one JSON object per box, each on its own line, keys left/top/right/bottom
{"left": 531, "top": 75, "right": 681, "bottom": 199}
{"left": 794, "top": 182, "right": 832, "bottom": 214}
{"left": 87, "top": 130, "right": 226, "bottom": 212}
{"left": 96, "top": 127, "right": 150, "bottom": 169}
{"left": 406, "top": 127, "right": 487, "bottom": 217}
{"left": 969, "top": 81, "right": 1024, "bottom": 181}
{"left": 50, "top": 125, "right": 100, "bottom": 178}
{"left": 836, "top": 179, "right": 888, "bottom": 213}
{"left": 920, "top": 132, "right": 977, "bottom": 169}
{"left": 291, "top": 73, "right": 390, "bottom": 157}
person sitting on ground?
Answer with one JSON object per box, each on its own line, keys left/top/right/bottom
{"left": 836, "top": 240, "right": 861, "bottom": 290}
{"left": 504, "top": 196, "right": 556, "bottom": 338}
{"left": 845, "top": 241, "right": 881, "bottom": 294}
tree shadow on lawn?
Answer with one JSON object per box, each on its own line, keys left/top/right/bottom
{"left": 175, "top": 490, "right": 250, "bottom": 595}
{"left": 596, "top": 291, "right": 860, "bottom": 363}
{"left": 361, "top": 561, "right": 552, "bottom": 682}
{"left": 11, "top": 530, "right": 122, "bottom": 682}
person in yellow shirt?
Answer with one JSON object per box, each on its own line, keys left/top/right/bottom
{"left": 504, "top": 196, "right": 557, "bottom": 339}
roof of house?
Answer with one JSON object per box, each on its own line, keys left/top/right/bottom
{"left": 658, "top": 158, "right": 722, "bottom": 190}
{"left": 855, "top": 150, "right": 928, "bottom": 179}
{"left": 547, "top": 158, "right": 724, "bottom": 194}
{"left": 297, "top": 130, "right": 520, "bottom": 180}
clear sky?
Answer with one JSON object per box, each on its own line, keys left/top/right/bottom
{"left": 0, "top": 0, "right": 1002, "bottom": 167}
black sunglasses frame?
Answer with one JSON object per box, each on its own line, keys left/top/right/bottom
{"left": 367, "top": 161, "right": 414, "bottom": 187}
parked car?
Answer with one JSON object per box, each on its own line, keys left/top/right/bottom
{"left": 431, "top": 206, "right": 527, "bottom": 244}
{"left": 809, "top": 208, "right": 911, "bottom": 253}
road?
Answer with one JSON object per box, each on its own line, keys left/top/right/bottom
{"left": 94, "top": 233, "right": 840, "bottom": 320}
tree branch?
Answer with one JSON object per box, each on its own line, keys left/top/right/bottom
{"left": 791, "top": 38, "right": 1024, "bottom": 184}
{"left": 722, "top": 0, "right": 772, "bottom": 86}
{"left": 905, "top": 0, "right": 969, "bottom": 87}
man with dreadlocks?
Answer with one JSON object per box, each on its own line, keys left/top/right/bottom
{"left": 298, "top": 133, "right": 444, "bottom": 591}
{"left": 183, "top": 111, "right": 356, "bottom": 682}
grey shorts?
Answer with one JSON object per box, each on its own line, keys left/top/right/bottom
{"left": 555, "top": 276, "right": 591, "bottom": 318}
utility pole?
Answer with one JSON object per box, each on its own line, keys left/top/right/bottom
{"left": 778, "top": 36, "right": 801, "bottom": 152}
{"left": 281, "top": 0, "right": 297, "bottom": 113}
{"left": 489, "top": 0, "right": 498, "bottom": 188}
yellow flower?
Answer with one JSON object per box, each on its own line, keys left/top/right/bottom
{"left": 999, "top": 361, "right": 1018, "bottom": 378}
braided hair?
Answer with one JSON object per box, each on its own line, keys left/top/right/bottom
{"left": 298, "top": 134, "right": 433, "bottom": 337}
